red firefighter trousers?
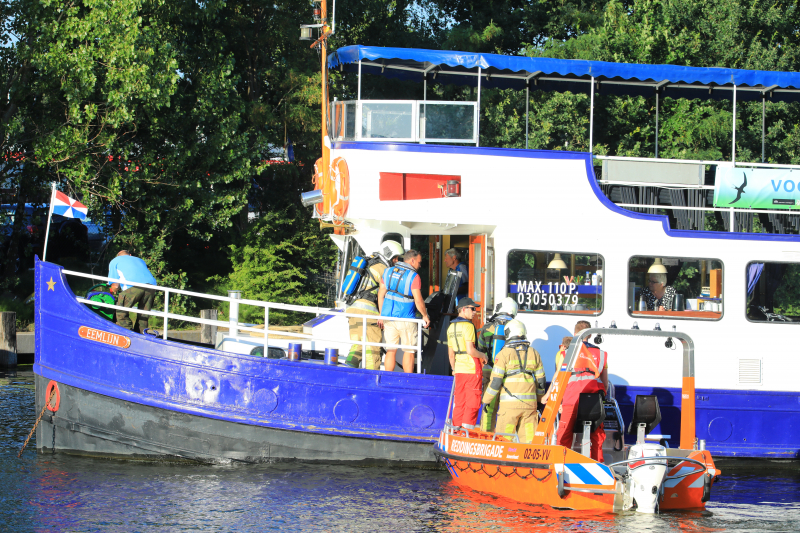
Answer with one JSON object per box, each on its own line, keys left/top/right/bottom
{"left": 452, "top": 360, "right": 483, "bottom": 427}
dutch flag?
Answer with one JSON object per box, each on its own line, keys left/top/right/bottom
{"left": 52, "top": 191, "right": 88, "bottom": 220}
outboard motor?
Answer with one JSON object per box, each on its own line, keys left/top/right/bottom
{"left": 627, "top": 443, "right": 667, "bottom": 513}
{"left": 626, "top": 394, "right": 667, "bottom": 513}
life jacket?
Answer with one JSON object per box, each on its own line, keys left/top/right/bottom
{"left": 382, "top": 262, "right": 418, "bottom": 318}
{"left": 562, "top": 342, "right": 606, "bottom": 407}
{"left": 449, "top": 317, "right": 476, "bottom": 358}
{"left": 568, "top": 342, "right": 606, "bottom": 388}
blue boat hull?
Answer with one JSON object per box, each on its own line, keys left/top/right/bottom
{"left": 32, "top": 260, "right": 799, "bottom": 461}
{"left": 33, "top": 260, "right": 451, "bottom": 464}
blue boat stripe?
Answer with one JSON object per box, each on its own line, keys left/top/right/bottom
{"left": 566, "top": 463, "right": 601, "bottom": 486}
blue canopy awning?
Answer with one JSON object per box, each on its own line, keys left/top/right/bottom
{"left": 328, "top": 46, "right": 800, "bottom": 103}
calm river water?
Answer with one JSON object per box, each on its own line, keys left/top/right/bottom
{"left": 3, "top": 369, "right": 800, "bottom": 532}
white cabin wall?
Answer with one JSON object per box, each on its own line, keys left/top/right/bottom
{"left": 333, "top": 143, "right": 800, "bottom": 393}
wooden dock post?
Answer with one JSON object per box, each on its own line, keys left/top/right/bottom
{"left": 200, "top": 309, "right": 218, "bottom": 345}
{"left": 0, "top": 312, "right": 17, "bottom": 367}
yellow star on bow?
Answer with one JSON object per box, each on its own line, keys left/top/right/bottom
{"left": 46, "top": 277, "right": 56, "bottom": 291}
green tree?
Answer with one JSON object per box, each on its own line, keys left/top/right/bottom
{"left": 211, "top": 208, "right": 337, "bottom": 325}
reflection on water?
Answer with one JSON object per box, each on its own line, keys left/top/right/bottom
{"left": 4, "top": 369, "right": 800, "bottom": 532}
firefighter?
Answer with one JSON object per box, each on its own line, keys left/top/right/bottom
{"left": 481, "top": 319, "right": 546, "bottom": 444}
{"left": 476, "top": 296, "right": 518, "bottom": 431}
{"left": 344, "top": 240, "right": 404, "bottom": 369}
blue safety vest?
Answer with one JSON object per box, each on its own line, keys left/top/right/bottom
{"left": 381, "top": 262, "right": 418, "bottom": 318}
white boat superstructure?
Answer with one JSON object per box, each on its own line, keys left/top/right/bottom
{"left": 301, "top": 45, "right": 800, "bottom": 458}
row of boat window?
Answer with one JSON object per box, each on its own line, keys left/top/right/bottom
{"left": 507, "top": 250, "right": 799, "bottom": 323}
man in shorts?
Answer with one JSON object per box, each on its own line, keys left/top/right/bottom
{"left": 377, "top": 249, "right": 430, "bottom": 372}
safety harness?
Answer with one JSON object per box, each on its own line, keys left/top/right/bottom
{"left": 352, "top": 255, "right": 389, "bottom": 303}
{"left": 450, "top": 317, "right": 474, "bottom": 358}
{"left": 504, "top": 339, "right": 536, "bottom": 379}
{"left": 499, "top": 339, "right": 540, "bottom": 409}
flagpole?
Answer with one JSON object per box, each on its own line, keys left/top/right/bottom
{"left": 42, "top": 182, "right": 56, "bottom": 262}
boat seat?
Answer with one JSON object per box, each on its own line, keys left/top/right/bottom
{"left": 626, "top": 395, "right": 662, "bottom": 445}
{"left": 574, "top": 392, "right": 606, "bottom": 457}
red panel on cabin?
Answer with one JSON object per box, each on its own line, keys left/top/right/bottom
{"left": 379, "top": 173, "right": 461, "bottom": 201}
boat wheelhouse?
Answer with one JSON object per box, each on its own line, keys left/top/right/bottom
{"left": 308, "top": 45, "right": 800, "bottom": 459}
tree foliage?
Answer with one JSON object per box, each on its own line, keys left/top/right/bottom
{"left": 3, "top": 0, "right": 800, "bottom": 312}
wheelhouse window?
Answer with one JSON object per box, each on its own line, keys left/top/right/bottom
{"left": 508, "top": 250, "right": 603, "bottom": 315}
{"left": 746, "top": 262, "right": 800, "bottom": 323}
{"left": 629, "top": 256, "right": 723, "bottom": 320}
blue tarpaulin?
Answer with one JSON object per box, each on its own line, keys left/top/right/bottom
{"left": 329, "top": 45, "right": 800, "bottom": 103}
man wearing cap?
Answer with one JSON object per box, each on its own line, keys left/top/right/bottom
{"left": 447, "top": 297, "right": 487, "bottom": 428}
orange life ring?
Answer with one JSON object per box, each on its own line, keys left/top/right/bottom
{"left": 45, "top": 380, "right": 61, "bottom": 412}
{"left": 330, "top": 156, "right": 350, "bottom": 223}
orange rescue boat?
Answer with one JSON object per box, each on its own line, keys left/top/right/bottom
{"left": 433, "top": 327, "right": 720, "bottom": 513}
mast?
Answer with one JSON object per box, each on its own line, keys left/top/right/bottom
{"left": 319, "top": 0, "right": 330, "bottom": 207}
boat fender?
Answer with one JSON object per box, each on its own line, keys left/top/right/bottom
{"left": 701, "top": 472, "right": 712, "bottom": 503}
{"left": 557, "top": 471, "right": 566, "bottom": 499}
{"left": 45, "top": 380, "right": 61, "bottom": 412}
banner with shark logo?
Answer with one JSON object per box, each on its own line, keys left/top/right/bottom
{"left": 714, "top": 167, "right": 800, "bottom": 210}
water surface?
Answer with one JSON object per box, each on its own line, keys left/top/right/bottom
{"left": 3, "top": 369, "right": 799, "bottom": 532}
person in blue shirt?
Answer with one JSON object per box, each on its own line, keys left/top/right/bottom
{"left": 108, "top": 250, "right": 158, "bottom": 333}
{"left": 444, "top": 248, "right": 468, "bottom": 300}
{"left": 377, "top": 249, "right": 430, "bottom": 372}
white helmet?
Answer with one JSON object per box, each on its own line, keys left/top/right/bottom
{"left": 379, "top": 240, "right": 404, "bottom": 262}
{"left": 496, "top": 297, "right": 518, "bottom": 317}
{"left": 504, "top": 319, "right": 527, "bottom": 340}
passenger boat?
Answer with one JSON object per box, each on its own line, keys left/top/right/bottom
{"left": 33, "top": 0, "right": 800, "bottom": 463}
{"left": 433, "top": 328, "right": 720, "bottom": 512}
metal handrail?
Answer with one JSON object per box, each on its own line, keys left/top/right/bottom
{"left": 594, "top": 154, "right": 800, "bottom": 171}
{"left": 614, "top": 202, "right": 800, "bottom": 217}
{"left": 62, "top": 267, "right": 425, "bottom": 372}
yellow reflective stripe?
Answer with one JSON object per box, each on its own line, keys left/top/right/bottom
{"left": 347, "top": 301, "right": 380, "bottom": 313}
{"left": 499, "top": 393, "right": 538, "bottom": 402}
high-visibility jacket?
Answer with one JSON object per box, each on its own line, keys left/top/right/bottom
{"left": 381, "top": 262, "right": 418, "bottom": 318}
{"left": 347, "top": 262, "right": 387, "bottom": 314}
{"left": 483, "top": 342, "right": 546, "bottom": 409}
{"left": 447, "top": 318, "right": 479, "bottom": 374}
{"left": 563, "top": 341, "right": 607, "bottom": 406}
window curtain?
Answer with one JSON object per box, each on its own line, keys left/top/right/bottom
{"left": 747, "top": 263, "right": 764, "bottom": 297}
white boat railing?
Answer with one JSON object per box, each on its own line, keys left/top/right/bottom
{"left": 594, "top": 154, "right": 800, "bottom": 171}
{"left": 593, "top": 155, "right": 800, "bottom": 232}
{"left": 61, "top": 268, "right": 425, "bottom": 373}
